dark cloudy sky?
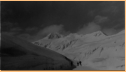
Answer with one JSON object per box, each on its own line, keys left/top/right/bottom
{"left": 1, "top": 1, "right": 125, "bottom": 41}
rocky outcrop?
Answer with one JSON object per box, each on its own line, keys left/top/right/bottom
{"left": 44, "top": 32, "right": 63, "bottom": 39}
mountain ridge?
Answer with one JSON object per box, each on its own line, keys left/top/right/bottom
{"left": 32, "top": 30, "right": 125, "bottom": 70}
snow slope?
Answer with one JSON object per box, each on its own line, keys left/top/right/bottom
{"left": 33, "top": 30, "right": 125, "bottom": 70}
{"left": 1, "top": 33, "right": 75, "bottom": 70}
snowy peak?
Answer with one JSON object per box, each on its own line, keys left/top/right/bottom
{"left": 32, "top": 31, "right": 107, "bottom": 52}
{"left": 88, "top": 31, "right": 106, "bottom": 37}
{"left": 80, "top": 31, "right": 107, "bottom": 42}
{"left": 64, "top": 31, "right": 107, "bottom": 42}
{"left": 116, "top": 29, "right": 125, "bottom": 35}
{"left": 44, "top": 32, "right": 63, "bottom": 39}
{"left": 32, "top": 30, "right": 124, "bottom": 52}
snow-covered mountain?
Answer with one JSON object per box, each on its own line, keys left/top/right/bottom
{"left": 33, "top": 30, "right": 125, "bottom": 70}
